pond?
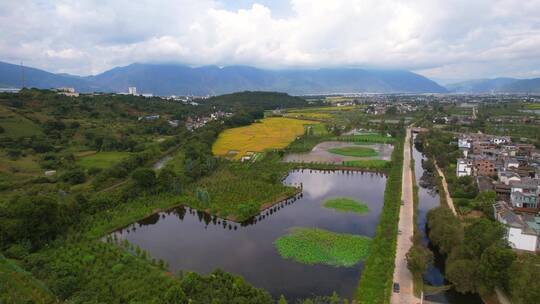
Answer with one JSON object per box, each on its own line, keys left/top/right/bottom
{"left": 112, "top": 169, "right": 387, "bottom": 301}
{"left": 411, "top": 135, "right": 482, "bottom": 304}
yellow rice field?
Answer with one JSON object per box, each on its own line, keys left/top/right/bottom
{"left": 212, "top": 117, "right": 317, "bottom": 159}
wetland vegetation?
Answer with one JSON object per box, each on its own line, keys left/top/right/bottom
{"left": 274, "top": 228, "right": 372, "bottom": 267}
{"left": 323, "top": 197, "right": 370, "bottom": 214}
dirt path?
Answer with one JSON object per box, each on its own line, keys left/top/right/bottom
{"left": 434, "top": 162, "right": 458, "bottom": 216}
{"left": 391, "top": 128, "right": 419, "bottom": 304}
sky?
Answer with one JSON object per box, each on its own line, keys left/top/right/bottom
{"left": 1, "top": 0, "right": 540, "bottom": 83}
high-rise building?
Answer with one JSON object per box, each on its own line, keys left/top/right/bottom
{"left": 128, "top": 87, "right": 137, "bottom": 95}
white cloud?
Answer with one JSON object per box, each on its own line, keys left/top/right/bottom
{"left": 0, "top": 0, "right": 539, "bottom": 80}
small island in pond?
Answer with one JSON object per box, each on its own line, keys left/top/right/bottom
{"left": 274, "top": 227, "right": 371, "bottom": 267}
{"left": 323, "top": 197, "right": 370, "bottom": 215}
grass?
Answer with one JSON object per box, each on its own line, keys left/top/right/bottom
{"left": 212, "top": 117, "right": 318, "bottom": 160}
{"left": 355, "top": 135, "right": 404, "bottom": 303}
{"left": 342, "top": 160, "right": 390, "bottom": 169}
{"left": 0, "top": 254, "right": 57, "bottom": 304}
{"left": 78, "top": 151, "right": 131, "bottom": 169}
{"left": 0, "top": 105, "right": 43, "bottom": 138}
{"left": 274, "top": 228, "right": 371, "bottom": 267}
{"left": 328, "top": 146, "right": 378, "bottom": 157}
{"left": 337, "top": 134, "right": 395, "bottom": 144}
{"left": 323, "top": 197, "right": 369, "bottom": 214}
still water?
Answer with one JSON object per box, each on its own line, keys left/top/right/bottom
{"left": 113, "top": 170, "right": 387, "bottom": 300}
{"left": 411, "top": 136, "right": 482, "bottom": 303}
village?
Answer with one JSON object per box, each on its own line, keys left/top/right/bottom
{"left": 456, "top": 133, "right": 540, "bottom": 252}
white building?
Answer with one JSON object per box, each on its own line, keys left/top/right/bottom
{"left": 128, "top": 87, "right": 137, "bottom": 95}
{"left": 494, "top": 202, "right": 539, "bottom": 252}
{"left": 491, "top": 136, "right": 510, "bottom": 145}
{"left": 504, "top": 158, "right": 519, "bottom": 170}
{"left": 456, "top": 158, "right": 473, "bottom": 177}
{"left": 458, "top": 138, "right": 472, "bottom": 149}
{"left": 498, "top": 170, "right": 521, "bottom": 185}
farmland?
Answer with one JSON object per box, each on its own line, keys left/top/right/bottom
{"left": 0, "top": 105, "right": 42, "bottom": 138}
{"left": 212, "top": 117, "right": 317, "bottom": 159}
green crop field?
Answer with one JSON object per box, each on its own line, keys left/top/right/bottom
{"left": 328, "top": 146, "right": 378, "bottom": 157}
{"left": 274, "top": 227, "right": 371, "bottom": 267}
{"left": 323, "top": 197, "right": 369, "bottom": 214}
{"left": 78, "top": 152, "right": 131, "bottom": 169}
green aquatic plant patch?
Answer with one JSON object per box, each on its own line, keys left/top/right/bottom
{"left": 274, "top": 228, "right": 371, "bottom": 267}
{"left": 328, "top": 146, "right": 378, "bottom": 157}
{"left": 323, "top": 197, "right": 369, "bottom": 214}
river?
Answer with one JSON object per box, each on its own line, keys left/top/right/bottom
{"left": 411, "top": 134, "right": 482, "bottom": 303}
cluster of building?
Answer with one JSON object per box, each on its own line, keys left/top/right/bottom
{"left": 185, "top": 111, "right": 233, "bottom": 131}
{"left": 364, "top": 102, "right": 417, "bottom": 115}
{"left": 455, "top": 133, "right": 540, "bottom": 252}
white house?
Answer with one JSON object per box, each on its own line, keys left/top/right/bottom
{"left": 498, "top": 170, "right": 521, "bottom": 185}
{"left": 494, "top": 202, "right": 539, "bottom": 252}
{"left": 456, "top": 158, "right": 473, "bottom": 177}
{"left": 458, "top": 138, "right": 472, "bottom": 149}
{"left": 504, "top": 158, "right": 519, "bottom": 170}
{"left": 128, "top": 87, "right": 137, "bottom": 95}
{"left": 491, "top": 136, "right": 510, "bottom": 145}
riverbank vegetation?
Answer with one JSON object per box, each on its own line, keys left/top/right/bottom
{"left": 323, "top": 197, "right": 369, "bottom": 214}
{"left": 274, "top": 228, "right": 371, "bottom": 267}
{"left": 355, "top": 133, "right": 404, "bottom": 303}
{"left": 427, "top": 206, "right": 538, "bottom": 302}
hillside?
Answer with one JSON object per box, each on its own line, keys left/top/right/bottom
{"left": 0, "top": 61, "right": 447, "bottom": 95}
{"left": 447, "top": 77, "right": 540, "bottom": 93}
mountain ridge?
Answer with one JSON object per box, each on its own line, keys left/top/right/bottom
{"left": 446, "top": 77, "right": 540, "bottom": 93}
{"left": 0, "top": 61, "right": 447, "bottom": 95}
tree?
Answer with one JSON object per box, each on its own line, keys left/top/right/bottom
{"left": 462, "top": 219, "right": 505, "bottom": 259}
{"left": 278, "top": 295, "right": 287, "bottom": 304}
{"left": 164, "top": 285, "right": 187, "bottom": 304}
{"left": 406, "top": 243, "right": 433, "bottom": 275}
{"left": 0, "top": 194, "right": 62, "bottom": 249}
{"left": 132, "top": 168, "right": 156, "bottom": 190}
{"left": 477, "top": 243, "right": 515, "bottom": 295}
{"left": 509, "top": 254, "right": 540, "bottom": 304}
{"left": 472, "top": 190, "right": 497, "bottom": 216}
{"left": 446, "top": 259, "right": 477, "bottom": 293}
{"left": 61, "top": 168, "right": 86, "bottom": 184}
{"left": 157, "top": 168, "right": 178, "bottom": 192}
{"left": 427, "top": 207, "right": 463, "bottom": 255}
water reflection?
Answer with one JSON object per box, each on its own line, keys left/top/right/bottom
{"left": 412, "top": 135, "right": 482, "bottom": 304}
{"left": 112, "top": 170, "right": 387, "bottom": 301}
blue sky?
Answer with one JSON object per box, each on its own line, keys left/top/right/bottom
{"left": 1, "top": 0, "right": 540, "bottom": 83}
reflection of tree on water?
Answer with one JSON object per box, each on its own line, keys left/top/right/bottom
{"left": 119, "top": 169, "right": 385, "bottom": 234}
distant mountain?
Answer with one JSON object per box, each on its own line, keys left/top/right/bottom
{"left": 0, "top": 61, "right": 447, "bottom": 95}
{"left": 447, "top": 77, "right": 540, "bottom": 93}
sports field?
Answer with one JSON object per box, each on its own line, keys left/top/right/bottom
{"left": 212, "top": 117, "right": 317, "bottom": 159}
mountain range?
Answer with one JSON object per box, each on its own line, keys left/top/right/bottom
{"left": 446, "top": 77, "right": 540, "bottom": 93}
{"left": 0, "top": 61, "right": 446, "bottom": 95}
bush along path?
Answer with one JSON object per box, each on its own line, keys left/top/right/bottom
{"left": 355, "top": 131, "right": 405, "bottom": 304}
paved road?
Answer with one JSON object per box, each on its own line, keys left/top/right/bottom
{"left": 391, "top": 128, "right": 419, "bottom": 304}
